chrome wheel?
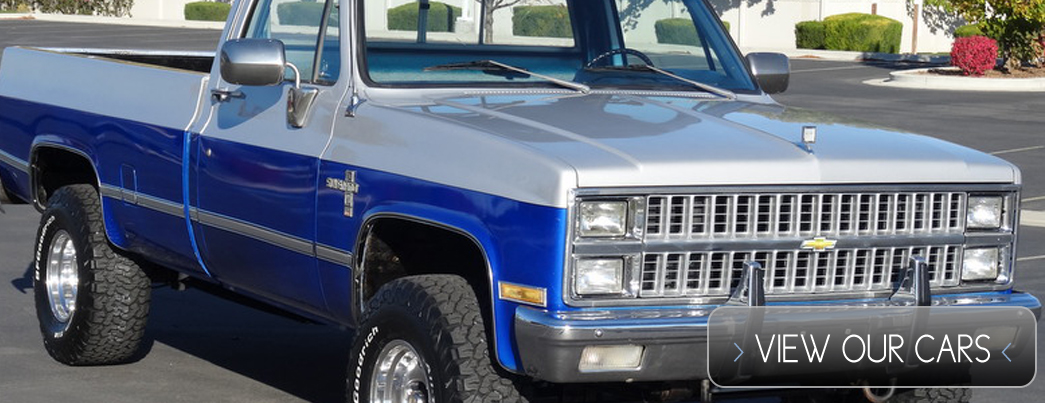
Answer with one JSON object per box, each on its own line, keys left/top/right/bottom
{"left": 45, "top": 230, "right": 78, "bottom": 332}
{"left": 370, "top": 340, "right": 430, "bottom": 403}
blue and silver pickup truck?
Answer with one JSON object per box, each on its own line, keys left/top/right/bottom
{"left": 0, "top": 0, "right": 1038, "bottom": 401}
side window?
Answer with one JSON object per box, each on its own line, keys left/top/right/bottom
{"left": 244, "top": 0, "right": 341, "bottom": 84}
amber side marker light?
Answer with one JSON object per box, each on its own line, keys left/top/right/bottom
{"left": 499, "top": 281, "right": 547, "bottom": 307}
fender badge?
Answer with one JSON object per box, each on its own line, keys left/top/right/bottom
{"left": 326, "top": 171, "right": 359, "bottom": 217}
{"left": 800, "top": 237, "right": 837, "bottom": 252}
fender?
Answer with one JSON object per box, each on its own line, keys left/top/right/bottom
{"left": 353, "top": 204, "right": 521, "bottom": 370}
{"left": 29, "top": 138, "right": 131, "bottom": 249}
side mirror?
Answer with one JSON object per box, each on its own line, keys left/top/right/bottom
{"left": 219, "top": 39, "right": 286, "bottom": 86}
{"left": 746, "top": 52, "right": 790, "bottom": 94}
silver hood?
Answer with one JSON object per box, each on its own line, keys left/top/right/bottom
{"left": 398, "top": 92, "right": 1017, "bottom": 188}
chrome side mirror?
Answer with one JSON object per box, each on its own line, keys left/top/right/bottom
{"left": 746, "top": 52, "right": 790, "bottom": 94}
{"left": 219, "top": 39, "right": 286, "bottom": 86}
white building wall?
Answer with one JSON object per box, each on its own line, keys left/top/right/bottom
{"left": 125, "top": 0, "right": 963, "bottom": 53}
{"left": 714, "top": 0, "right": 962, "bottom": 53}
{"left": 130, "top": 0, "right": 201, "bottom": 21}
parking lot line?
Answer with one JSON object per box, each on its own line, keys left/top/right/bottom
{"left": 990, "top": 145, "right": 1045, "bottom": 155}
{"left": 1020, "top": 210, "right": 1045, "bottom": 228}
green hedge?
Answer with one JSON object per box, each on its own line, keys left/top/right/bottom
{"left": 822, "top": 13, "right": 902, "bottom": 53}
{"left": 513, "top": 5, "right": 572, "bottom": 38}
{"left": 387, "top": 1, "right": 460, "bottom": 33}
{"left": 276, "top": 1, "right": 330, "bottom": 26}
{"left": 184, "top": 1, "right": 230, "bottom": 22}
{"left": 953, "top": 23, "right": 984, "bottom": 38}
{"left": 654, "top": 18, "right": 730, "bottom": 46}
{"left": 655, "top": 18, "right": 697, "bottom": 45}
{"left": 795, "top": 20, "right": 826, "bottom": 49}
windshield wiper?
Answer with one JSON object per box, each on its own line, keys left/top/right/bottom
{"left": 591, "top": 65, "right": 736, "bottom": 100}
{"left": 425, "top": 60, "right": 591, "bottom": 93}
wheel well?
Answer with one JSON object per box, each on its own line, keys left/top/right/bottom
{"left": 31, "top": 147, "right": 97, "bottom": 208}
{"left": 358, "top": 217, "right": 492, "bottom": 312}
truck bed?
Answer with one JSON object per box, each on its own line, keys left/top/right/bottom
{"left": 59, "top": 48, "right": 216, "bottom": 73}
{"left": 0, "top": 46, "right": 210, "bottom": 270}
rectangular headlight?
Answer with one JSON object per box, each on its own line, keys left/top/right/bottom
{"left": 966, "top": 196, "right": 1003, "bottom": 229}
{"left": 575, "top": 258, "right": 624, "bottom": 295}
{"left": 578, "top": 201, "right": 628, "bottom": 238}
{"left": 962, "top": 247, "right": 1000, "bottom": 281}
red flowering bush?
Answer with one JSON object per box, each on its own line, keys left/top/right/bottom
{"left": 951, "top": 36, "right": 998, "bottom": 76}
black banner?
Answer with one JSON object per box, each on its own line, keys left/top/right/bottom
{"left": 707, "top": 306, "right": 1036, "bottom": 388}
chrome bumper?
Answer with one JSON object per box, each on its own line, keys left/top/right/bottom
{"left": 513, "top": 291, "right": 1041, "bottom": 383}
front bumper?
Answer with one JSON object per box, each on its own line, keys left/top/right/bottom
{"left": 514, "top": 291, "right": 1041, "bottom": 383}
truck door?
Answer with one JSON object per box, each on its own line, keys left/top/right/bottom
{"left": 192, "top": 0, "right": 345, "bottom": 311}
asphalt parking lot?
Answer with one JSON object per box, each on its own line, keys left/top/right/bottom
{"left": 0, "top": 19, "right": 1043, "bottom": 402}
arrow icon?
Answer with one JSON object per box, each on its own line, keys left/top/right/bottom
{"left": 1002, "top": 343, "right": 1012, "bottom": 362}
{"left": 734, "top": 342, "right": 744, "bottom": 362}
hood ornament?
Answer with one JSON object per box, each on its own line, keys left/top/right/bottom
{"left": 799, "top": 125, "right": 817, "bottom": 153}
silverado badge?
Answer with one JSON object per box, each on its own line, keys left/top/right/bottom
{"left": 326, "top": 171, "right": 359, "bottom": 217}
{"left": 800, "top": 237, "right": 837, "bottom": 252}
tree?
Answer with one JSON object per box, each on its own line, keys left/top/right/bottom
{"left": 925, "top": 0, "right": 1045, "bottom": 71}
{"left": 478, "top": 0, "right": 526, "bottom": 43}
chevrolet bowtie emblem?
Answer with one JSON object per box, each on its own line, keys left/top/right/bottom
{"left": 800, "top": 237, "right": 837, "bottom": 252}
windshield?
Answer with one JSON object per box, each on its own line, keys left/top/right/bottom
{"left": 361, "top": 0, "right": 757, "bottom": 92}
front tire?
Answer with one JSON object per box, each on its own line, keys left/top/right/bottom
{"left": 347, "top": 275, "right": 527, "bottom": 403}
{"left": 33, "top": 184, "right": 151, "bottom": 365}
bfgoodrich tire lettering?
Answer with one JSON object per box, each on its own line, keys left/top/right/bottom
{"left": 347, "top": 275, "right": 527, "bottom": 403}
{"left": 33, "top": 184, "right": 151, "bottom": 365}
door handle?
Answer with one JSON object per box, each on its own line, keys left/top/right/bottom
{"left": 211, "top": 88, "right": 244, "bottom": 102}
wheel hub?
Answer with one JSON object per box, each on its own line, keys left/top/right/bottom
{"left": 45, "top": 230, "right": 78, "bottom": 332}
{"left": 370, "top": 340, "right": 431, "bottom": 403}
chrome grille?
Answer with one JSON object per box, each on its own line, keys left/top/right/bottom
{"left": 645, "top": 192, "right": 966, "bottom": 240}
{"left": 639, "top": 246, "right": 961, "bottom": 298}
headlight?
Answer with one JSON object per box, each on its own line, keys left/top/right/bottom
{"left": 579, "top": 201, "right": 628, "bottom": 237}
{"left": 962, "top": 247, "right": 1000, "bottom": 281}
{"left": 966, "top": 196, "right": 1003, "bottom": 229}
{"left": 575, "top": 258, "right": 624, "bottom": 295}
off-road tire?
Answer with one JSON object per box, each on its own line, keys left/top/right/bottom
{"left": 33, "top": 184, "right": 151, "bottom": 365}
{"left": 347, "top": 275, "right": 527, "bottom": 403}
{"left": 887, "top": 388, "right": 971, "bottom": 403}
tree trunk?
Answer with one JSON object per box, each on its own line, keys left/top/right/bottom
{"left": 483, "top": 8, "right": 495, "bottom": 43}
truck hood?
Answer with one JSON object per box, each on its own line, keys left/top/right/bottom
{"left": 385, "top": 92, "right": 1017, "bottom": 188}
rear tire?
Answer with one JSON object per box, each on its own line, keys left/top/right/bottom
{"left": 33, "top": 184, "right": 151, "bottom": 365}
{"left": 347, "top": 275, "right": 527, "bottom": 403}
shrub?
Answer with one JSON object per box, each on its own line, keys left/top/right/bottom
{"left": 951, "top": 35, "right": 998, "bottom": 76}
{"left": 927, "top": 0, "right": 1045, "bottom": 70}
{"left": 31, "top": 0, "right": 133, "bottom": 16}
{"left": 953, "top": 23, "right": 984, "bottom": 38}
{"left": 655, "top": 18, "right": 698, "bottom": 45}
{"left": 185, "top": 1, "right": 230, "bottom": 22}
{"left": 823, "top": 13, "right": 902, "bottom": 53}
{"left": 795, "top": 20, "right": 826, "bottom": 49}
{"left": 513, "top": 5, "right": 572, "bottom": 38}
{"left": 277, "top": 1, "right": 327, "bottom": 26}
{"left": 0, "top": 2, "right": 31, "bottom": 13}
{"left": 653, "top": 18, "right": 731, "bottom": 46}
{"left": 387, "top": 1, "right": 460, "bottom": 33}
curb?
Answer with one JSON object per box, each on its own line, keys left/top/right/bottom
{"left": 0, "top": 13, "right": 224, "bottom": 30}
{"left": 1021, "top": 210, "right": 1045, "bottom": 228}
{"left": 865, "top": 67, "right": 1045, "bottom": 92}
{"left": 742, "top": 47, "right": 950, "bottom": 64}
